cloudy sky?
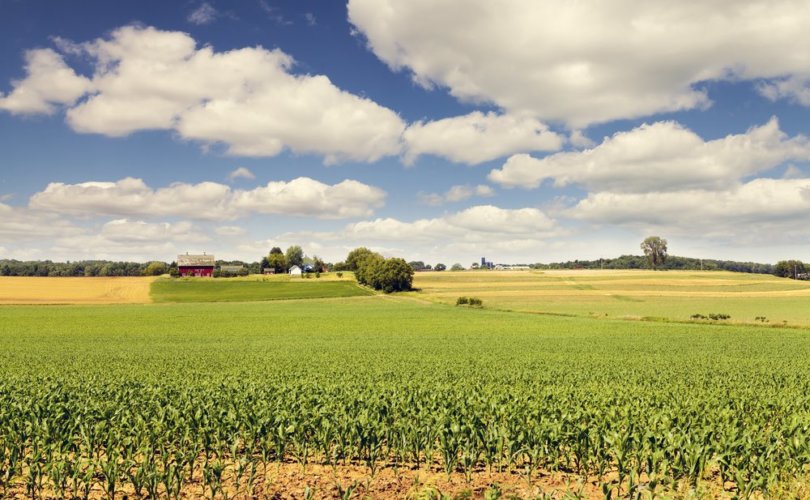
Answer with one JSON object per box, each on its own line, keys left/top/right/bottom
{"left": 2, "top": 0, "right": 810, "bottom": 265}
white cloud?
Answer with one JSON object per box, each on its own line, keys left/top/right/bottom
{"left": 230, "top": 177, "right": 385, "bottom": 218}
{"left": 307, "top": 204, "right": 558, "bottom": 242}
{"left": 228, "top": 167, "right": 255, "bottom": 181}
{"left": 489, "top": 118, "right": 810, "bottom": 192}
{"left": 2, "top": 26, "right": 405, "bottom": 163}
{"left": 188, "top": 3, "right": 218, "bottom": 25}
{"left": 418, "top": 184, "right": 493, "bottom": 206}
{"left": 0, "top": 202, "right": 79, "bottom": 239}
{"left": 28, "top": 176, "right": 385, "bottom": 220}
{"left": 349, "top": 0, "right": 810, "bottom": 126}
{"left": 215, "top": 225, "right": 247, "bottom": 237}
{"left": 100, "top": 219, "right": 209, "bottom": 243}
{"left": 759, "top": 76, "right": 810, "bottom": 107}
{"left": 403, "top": 111, "right": 562, "bottom": 165}
{"left": 569, "top": 178, "right": 810, "bottom": 239}
{"left": 0, "top": 49, "right": 91, "bottom": 114}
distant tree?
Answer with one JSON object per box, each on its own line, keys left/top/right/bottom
{"left": 471, "top": 262, "right": 480, "bottom": 269}
{"left": 269, "top": 247, "right": 283, "bottom": 255}
{"left": 774, "top": 260, "right": 806, "bottom": 279}
{"left": 285, "top": 245, "right": 304, "bottom": 269}
{"left": 346, "top": 247, "right": 376, "bottom": 271}
{"left": 267, "top": 252, "right": 287, "bottom": 274}
{"left": 408, "top": 261, "right": 426, "bottom": 271}
{"left": 450, "top": 263, "right": 464, "bottom": 271}
{"left": 354, "top": 252, "right": 384, "bottom": 287}
{"left": 377, "top": 258, "right": 414, "bottom": 292}
{"left": 640, "top": 236, "right": 668, "bottom": 270}
{"left": 434, "top": 263, "right": 447, "bottom": 271}
{"left": 0, "top": 264, "right": 9, "bottom": 276}
{"left": 144, "top": 261, "right": 168, "bottom": 276}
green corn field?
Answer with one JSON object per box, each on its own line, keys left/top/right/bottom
{"left": 0, "top": 298, "right": 809, "bottom": 497}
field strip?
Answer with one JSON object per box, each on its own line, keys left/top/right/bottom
{"left": 426, "top": 288, "right": 810, "bottom": 298}
{"left": 0, "top": 277, "right": 155, "bottom": 304}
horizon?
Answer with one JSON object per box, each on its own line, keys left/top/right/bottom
{"left": 2, "top": 1, "right": 810, "bottom": 265}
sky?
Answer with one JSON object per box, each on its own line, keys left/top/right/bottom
{"left": 1, "top": 0, "right": 810, "bottom": 266}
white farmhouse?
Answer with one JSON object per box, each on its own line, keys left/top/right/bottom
{"left": 288, "top": 265, "right": 302, "bottom": 276}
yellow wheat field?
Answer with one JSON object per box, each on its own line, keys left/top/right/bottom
{"left": 0, "top": 277, "right": 155, "bottom": 304}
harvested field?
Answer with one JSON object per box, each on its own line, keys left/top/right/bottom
{"left": 0, "top": 276, "right": 154, "bottom": 304}
{"left": 412, "top": 270, "right": 810, "bottom": 324}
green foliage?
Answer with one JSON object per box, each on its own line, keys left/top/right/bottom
{"left": 0, "top": 299, "right": 808, "bottom": 496}
{"left": 345, "top": 247, "right": 376, "bottom": 272}
{"left": 434, "top": 263, "right": 447, "bottom": 271}
{"left": 143, "top": 261, "right": 168, "bottom": 276}
{"left": 285, "top": 246, "right": 304, "bottom": 269}
{"left": 774, "top": 260, "right": 806, "bottom": 279}
{"left": 456, "top": 296, "right": 469, "bottom": 305}
{"left": 450, "top": 263, "right": 464, "bottom": 271}
{"left": 641, "top": 236, "right": 668, "bottom": 270}
{"left": 352, "top": 252, "right": 413, "bottom": 293}
{"left": 267, "top": 253, "right": 287, "bottom": 274}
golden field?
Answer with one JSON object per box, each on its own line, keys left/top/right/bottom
{"left": 0, "top": 276, "right": 155, "bottom": 304}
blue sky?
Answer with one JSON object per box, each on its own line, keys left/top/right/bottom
{"left": 1, "top": 0, "right": 810, "bottom": 265}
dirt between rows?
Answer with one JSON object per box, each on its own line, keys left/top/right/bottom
{"left": 3, "top": 460, "right": 764, "bottom": 499}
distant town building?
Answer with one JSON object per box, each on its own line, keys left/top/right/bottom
{"left": 178, "top": 253, "right": 215, "bottom": 277}
{"left": 481, "top": 257, "right": 494, "bottom": 270}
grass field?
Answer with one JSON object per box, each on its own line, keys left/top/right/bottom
{"left": 413, "top": 269, "right": 810, "bottom": 325}
{"left": 0, "top": 276, "right": 154, "bottom": 304}
{"left": 1, "top": 292, "right": 810, "bottom": 497}
{"left": 150, "top": 274, "right": 373, "bottom": 303}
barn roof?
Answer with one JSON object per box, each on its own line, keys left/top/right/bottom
{"left": 178, "top": 254, "right": 215, "bottom": 267}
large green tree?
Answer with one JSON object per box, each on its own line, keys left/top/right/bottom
{"left": 285, "top": 245, "right": 304, "bottom": 269}
{"left": 774, "top": 260, "right": 806, "bottom": 279}
{"left": 640, "top": 236, "right": 668, "bottom": 270}
{"left": 267, "top": 253, "right": 287, "bottom": 274}
{"left": 345, "top": 247, "right": 376, "bottom": 272}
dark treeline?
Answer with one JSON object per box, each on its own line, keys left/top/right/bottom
{"left": 533, "top": 254, "right": 775, "bottom": 274}
{"left": 0, "top": 259, "right": 150, "bottom": 277}
{"left": 0, "top": 259, "right": 269, "bottom": 277}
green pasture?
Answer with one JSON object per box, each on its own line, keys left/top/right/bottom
{"left": 150, "top": 274, "right": 372, "bottom": 303}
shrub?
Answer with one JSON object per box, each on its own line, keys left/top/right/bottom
{"left": 708, "top": 313, "right": 730, "bottom": 320}
{"left": 456, "top": 296, "right": 469, "bottom": 306}
{"left": 468, "top": 297, "right": 483, "bottom": 307}
{"left": 336, "top": 272, "right": 343, "bottom": 278}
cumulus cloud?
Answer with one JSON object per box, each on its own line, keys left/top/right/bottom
{"left": 1, "top": 26, "right": 405, "bottom": 163}
{"left": 100, "top": 219, "right": 209, "bottom": 243}
{"left": 308, "top": 205, "right": 558, "bottom": 242}
{"left": 759, "top": 76, "right": 810, "bottom": 107}
{"left": 0, "top": 202, "right": 79, "bottom": 239}
{"left": 349, "top": 0, "right": 810, "bottom": 126}
{"left": 228, "top": 167, "right": 255, "bottom": 181}
{"left": 215, "top": 226, "right": 247, "bottom": 237}
{"left": 188, "top": 3, "right": 218, "bottom": 25}
{"left": 489, "top": 118, "right": 810, "bottom": 192}
{"left": 403, "top": 111, "right": 562, "bottom": 165}
{"left": 418, "top": 184, "right": 493, "bottom": 206}
{"left": 569, "top": 178, "right": 810, "bottom": 239}
{"left": 28, "top": 176, "right": 385, "bottom": 220}
{"left": 0, "top": 49, "right": 91, "bottom": 114}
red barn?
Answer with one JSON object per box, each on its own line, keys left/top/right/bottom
{"left": 177, "top": 253, "right": 215, "bottom": 277}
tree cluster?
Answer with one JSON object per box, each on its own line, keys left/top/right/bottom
{"left": 774, "top": 260, "right": 806, "bottom": 279}
{"left": 344, "top": 247, "right": 413, "bottom": 293}
{"left": 0, "top": 260, "right": 152, "bottom": 277}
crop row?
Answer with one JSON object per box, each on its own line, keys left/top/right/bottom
{"left": 1, "top": 375, "right": 809, "bottom": 498}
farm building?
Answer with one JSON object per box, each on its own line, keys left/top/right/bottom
{"left": 289, "top": 265, "right": 302, "bottom": 276}
{"left": 177, "top": 253, "right": 215, "bottom": 277}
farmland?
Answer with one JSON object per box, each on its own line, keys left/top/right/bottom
{"left": 413, "top": 269, "right": 810, "bottom": 325}
{"left": 1, "top": 273, "right": 810, "bottom": 498}
{"left": 0, "top": 276, "right": 154, "bottom": 305}
{"left": 151, "top": 274, "right": 373, "bottom": 303}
